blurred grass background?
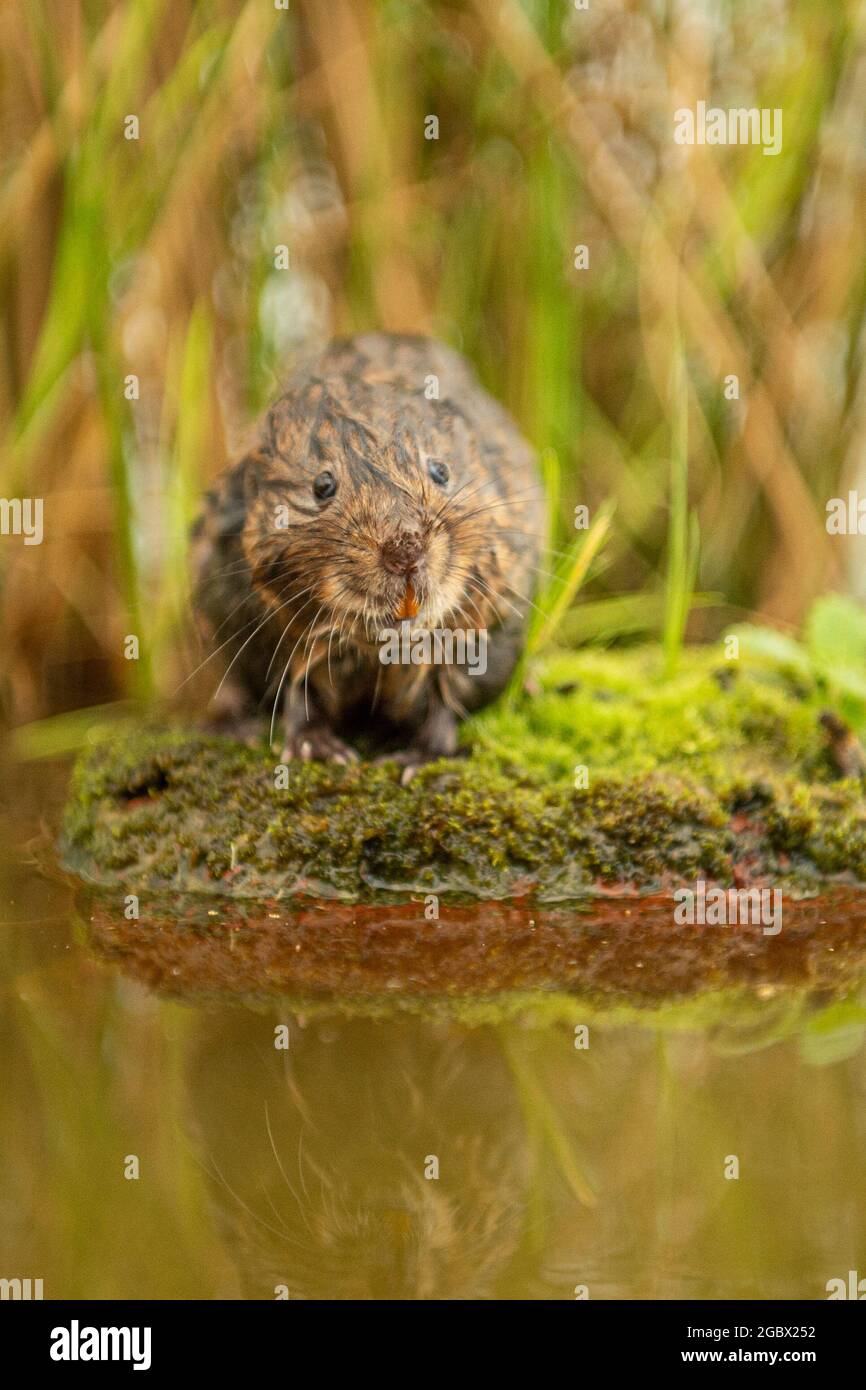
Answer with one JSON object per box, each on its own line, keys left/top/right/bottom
{"left": 1, "top": 0, "right": 866, "bottom": 728}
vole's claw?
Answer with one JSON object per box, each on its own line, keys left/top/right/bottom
{"left": 281, "top": 727, "right": 359, "bottom": 765}
{"left": 374, "top": 747, "right": 457, "bottom": 784}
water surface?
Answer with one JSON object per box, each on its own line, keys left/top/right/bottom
{"left": 2, "top": 762, "right": 865, "bottom": 1300}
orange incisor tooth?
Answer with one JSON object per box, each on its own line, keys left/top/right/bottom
{"left": 396, "top": 580, "right": 419, "bottom": 620}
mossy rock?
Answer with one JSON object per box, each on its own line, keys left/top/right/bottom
{"left": 60, "top": 644, "right": 866, "bottom": 902}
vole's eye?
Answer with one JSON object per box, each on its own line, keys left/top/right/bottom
{"left": 428, "top": 459, "right": 450, "bottom": 488}
{"left": 313, "top": 470, "right": 337, "bottom": 501}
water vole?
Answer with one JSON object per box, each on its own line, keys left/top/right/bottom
{"left": 191, "top": 333, "right": 544, "bottom": 773}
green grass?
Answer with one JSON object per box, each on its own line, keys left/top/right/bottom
{"left": 662, "top": 351, "right": 700, "bottom": 678}
{"left": 1, "top": 0, "right": 865, "bottom": 726}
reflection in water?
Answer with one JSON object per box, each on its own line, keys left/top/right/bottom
{"left": 189, "top": 1014, "right": 533, "bottom": 1300}
{"left": 2, "top": 766, "right": 866, "bottom": 1299}
{"left": 183, "top": 1007, "right": 866, "bottom": 1300}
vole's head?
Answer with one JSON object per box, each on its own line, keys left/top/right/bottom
{"left": 243, "top": 382, "right": 505, "bottom": 637}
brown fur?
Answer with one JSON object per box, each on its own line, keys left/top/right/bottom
{"left": 191, "top": 333, "right": 544, "bottom": 766}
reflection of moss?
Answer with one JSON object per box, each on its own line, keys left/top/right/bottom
{"left": 61, "top": 645, "right": 866, "bottom": 899}
{"left": 79, "top": 892, "right": 866, "bottom": 1054}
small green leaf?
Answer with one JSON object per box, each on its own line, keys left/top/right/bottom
{"left": 730, "top": 625, "right": 812, "bottom": 675}
{"left": 805, "top": 594, "right": 866, "bottom": 673}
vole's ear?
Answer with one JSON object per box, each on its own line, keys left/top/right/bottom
{"left": 239, "top": 449, "right": 273, "bottom": 504}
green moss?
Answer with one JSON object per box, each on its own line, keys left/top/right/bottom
{"left": 60, "top": 643, "right": 866, "bottom": 900}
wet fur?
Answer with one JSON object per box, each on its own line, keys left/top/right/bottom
{"left": 191, "top": 333, "right": 544, "bottom": 763}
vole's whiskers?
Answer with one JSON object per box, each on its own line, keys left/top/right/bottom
{"left": 214, "top": 585, "right": 315, "bottom": 702}
{"left": 177, "top": 577, "right": 305, "bottom": 693}
{"left": 324, "top": 583, "right": 354, "bottom": 686}
{"left": 469, "top": 572, "right": 521, "bottom": 623}
{"left": 444, "top": 485, "right": 546, "bottom": 531}
{"left": 454, "top": 590, "right": 488, "bottom": 630}
{"left": 501, "top": 580, "right": 547, "bottom": 621}
{"left": 488, "top": 526, "right": 574, "bottom": 560}
{"left": 175, "top": 609, "right": 266, "bottom": 692}
{"left": 263, "top": 586, "right": 319, "bottom": 686}
{"left": 300, "top": 603, "right": 330, "bottom": 720}
{"left": 427, "top": 474, "right": 500, "bottom": 531}
{"left": 448, "top": 564, "right": 514, "bottom": 626}
{"left": 268, "top": 605, "right": 327, "bottom": 751}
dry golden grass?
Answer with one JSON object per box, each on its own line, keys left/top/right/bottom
{"left": 1, "top": 0, "right": 865, "bottom": 728}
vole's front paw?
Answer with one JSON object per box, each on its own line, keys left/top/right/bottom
{"left": 280, "top": 726, "right": 359, "bottom": 767}
{"left": 376, "top": 746, "right": 467, "bottom": 786}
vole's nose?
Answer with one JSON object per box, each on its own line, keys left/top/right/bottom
{"left": 379, "top": 529, "right": 424, "bottom": 577}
